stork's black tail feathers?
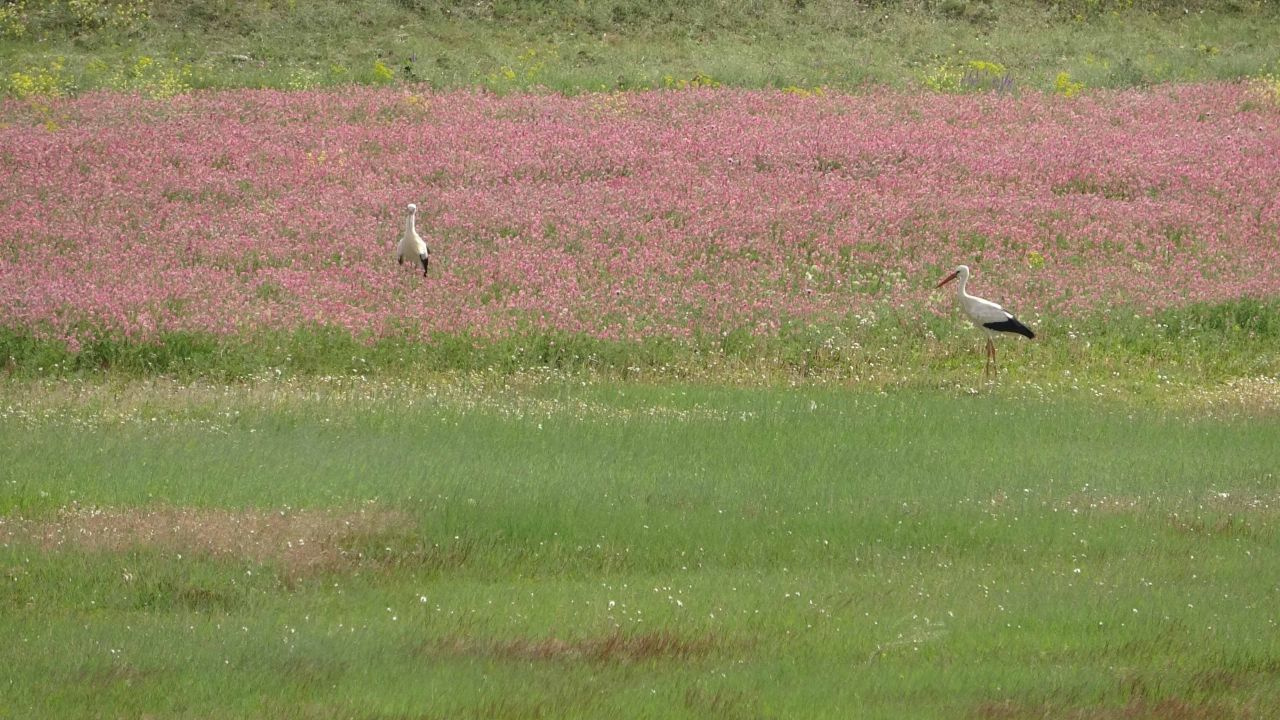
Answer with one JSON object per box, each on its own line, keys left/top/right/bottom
{"left": 983, "top": 317, "right": 1035, "bottom": 339}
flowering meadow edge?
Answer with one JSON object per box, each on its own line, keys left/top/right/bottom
{"left": 3, "top": 296, "right": 1275, "bottom": 383}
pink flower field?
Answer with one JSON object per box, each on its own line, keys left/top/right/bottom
{"left": 2, "top": 84, "right": 1278, "bottom": 349}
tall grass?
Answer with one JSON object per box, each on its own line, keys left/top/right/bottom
{"left": 3, "top": 300, "right": 1276, "bottom": 401}
{"left": 3, "top": 0, "right": 1277, "bottom": 96}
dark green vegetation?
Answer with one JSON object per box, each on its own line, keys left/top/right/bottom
{"left": 3, "top": 0, "right": 1278, "bottom": 96}
{"left": 2, "top": 384, "right": 1278, "bottom": 718}
{"left": 3, "top": 299, "right": 1278, "bottom": 399}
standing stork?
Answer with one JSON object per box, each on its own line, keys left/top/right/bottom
{"left": 936, "top": 265, "right": 1034, "bottom": 379}
{"left": 396, "top": 203, "right": 429, "bottom": 276}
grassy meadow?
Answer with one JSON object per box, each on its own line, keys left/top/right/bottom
{"left": 3, "top": 0, "right": 1280, "bottom": 717}
{"left": 3, "top": 380, "right": 1279, "bottom": 718}
{"left": 2, "top": 0, "right": 1279, "bottom": 96}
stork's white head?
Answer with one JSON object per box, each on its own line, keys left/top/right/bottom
{"left": 936, "top": 264, "right": 970, "bottom": 288}
{"left": 406, "top": 203, "right": 417, "bottom": 214}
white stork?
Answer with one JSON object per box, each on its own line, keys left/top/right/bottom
{"left": 936, "top": 264, "right": 1034, "bottom": 378}
{"left": 396, "top": 203, "right": 429, "bottom": 276}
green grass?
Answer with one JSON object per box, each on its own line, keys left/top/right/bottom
{"left": 3, "top": 0, "right": 1278, "bottom": 96}
{"left": 3, "top": 299, "right": 1277, "bottom": 407}
{"left": 2, "top": 381, "right": 1278, "bottom": 718}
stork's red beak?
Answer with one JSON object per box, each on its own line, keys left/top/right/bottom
{"left": 936, "top": 270, "right": 959, "bottom": 288}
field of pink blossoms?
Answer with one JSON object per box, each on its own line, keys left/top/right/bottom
{"left": 2, "top": 84, "right": 1278, "bottom": 349}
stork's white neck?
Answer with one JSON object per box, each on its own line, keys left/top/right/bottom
{"left": 952, "top": 270, "right": 971, "bottom": 299}
{"left": 404, "top": 212, "right": 417, "bottom": 234}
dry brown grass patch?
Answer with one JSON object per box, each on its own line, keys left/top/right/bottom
{"left": 427, "top": 629, "right": 724, "bottom": 665}
{"left": 971, "top": 698, "right": 1251, "bottom": 720}
{"left": 0, "top": 504, "right": 412, "bottom": 575}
